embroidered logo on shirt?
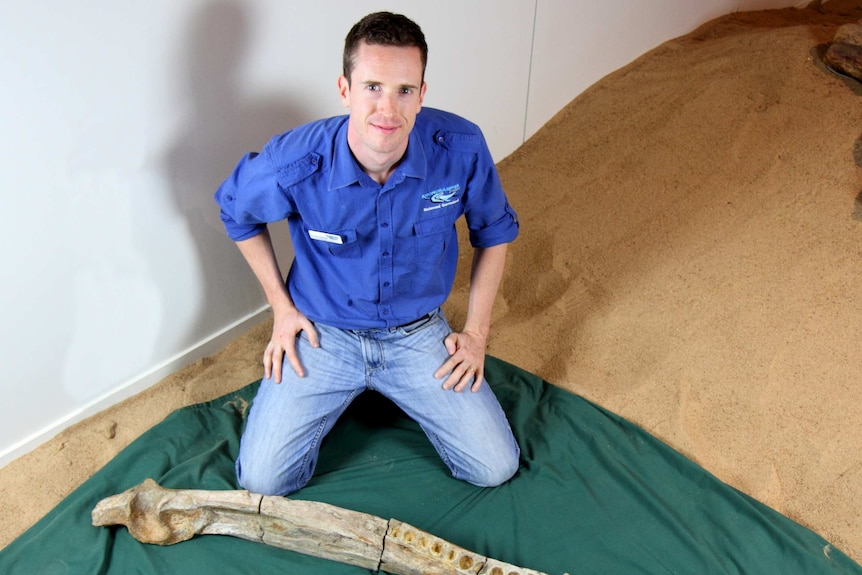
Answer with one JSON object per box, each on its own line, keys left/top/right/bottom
{"left": 422, "top": 184, "right": 461, "bottom": 212}
{"left": 423, "top": 184, "right": 460, "bottom": 203}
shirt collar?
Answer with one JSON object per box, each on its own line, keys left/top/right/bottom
{"left": 328, "top": 119, "right": 427, "bottom": 191}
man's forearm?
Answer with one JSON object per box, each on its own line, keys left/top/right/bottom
{"left": 462, "top": 243, "right": 508, "bottom": 337}
{"left": 236, "top": 229, "right": 295, "bottom": 311}
{"left": 237, "top": 229, "right": 318, "bottom": 381}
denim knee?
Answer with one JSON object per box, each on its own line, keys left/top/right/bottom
{"left": 459, "top": 445, "right": 520, "bottom": 488}
{"left": 235, "top": 452, "right": 312, "bottom": 496}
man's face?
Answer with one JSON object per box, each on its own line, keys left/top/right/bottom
{"left": 338, "top": 41, "right": 426, "bottom": 175}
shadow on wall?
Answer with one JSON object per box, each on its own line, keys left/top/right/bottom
{"left": 159, "top": 0, "right": 309, "bottom": 353}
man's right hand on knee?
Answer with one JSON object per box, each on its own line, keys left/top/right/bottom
{"left": 266, "top": 305, "right": 319, "bottom": 382}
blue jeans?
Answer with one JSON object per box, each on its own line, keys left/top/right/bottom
{"left": 236, "top": 309, "right": 520, "bottom": 496}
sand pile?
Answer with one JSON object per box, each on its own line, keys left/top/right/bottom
{"left": 2, "top": 0, "right": 861, "bottom": 562}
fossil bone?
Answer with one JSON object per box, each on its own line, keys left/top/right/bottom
{"left": 92, "top": 479, "right": 555, "bottom": 575}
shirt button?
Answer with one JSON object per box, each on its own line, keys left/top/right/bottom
{"left": 383, "top": 281, "right": 390, "bottom": 287}
{"left": 382, "top": 252, "right": 390, "bottom": 258}
{"left": 381, "top": 222, "right": 389, "bottom": 228}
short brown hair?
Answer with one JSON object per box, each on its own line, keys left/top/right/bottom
{"left": 343, "top": 12, "right": 428, "bottom": 84}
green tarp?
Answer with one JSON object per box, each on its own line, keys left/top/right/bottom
{"left": 2, "top": 356, "right": 859, "bottom": 574}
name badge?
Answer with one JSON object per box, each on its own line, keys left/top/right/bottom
{"left": 308, "top": 229, "right": 344, "bottom": 244}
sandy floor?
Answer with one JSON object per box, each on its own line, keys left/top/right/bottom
{"left": 2, "top": 0, "right": 862, "bottom": 563}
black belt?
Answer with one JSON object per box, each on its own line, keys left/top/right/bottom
{"left": 395, "top": 312, "right": 432, "bottom": 330}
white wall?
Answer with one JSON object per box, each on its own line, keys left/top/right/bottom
{"left": 0, "top": 0, "right": 799, "bottom": 467}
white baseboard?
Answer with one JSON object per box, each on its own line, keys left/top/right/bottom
{"left": 0, "top": 306, "right": 270, "bottom": 470}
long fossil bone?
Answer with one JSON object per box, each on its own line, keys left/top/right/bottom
{"left": 92, "top": 479, "right": 555, "bottom": 575}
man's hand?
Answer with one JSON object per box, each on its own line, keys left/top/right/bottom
{"left": 266, "top": 306, "right": 319, "bottom": 383}
{"left": 235, "top": 231, "right": 320, "bottom": 383}
{"left": 434, "top": 329, "right": 487, "bottom": 393}
{"left": 433, "top": 244, "right": 508, "bottom": 393}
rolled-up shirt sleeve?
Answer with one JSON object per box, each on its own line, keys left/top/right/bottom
{"left": 214, "top": 143, "right": 294, "bottom": 241}
{"left": 463, "top": 135, "right": 519, "bottom": 248}
{"left": 468, "top": 203, "right": 519, "bottom": 248}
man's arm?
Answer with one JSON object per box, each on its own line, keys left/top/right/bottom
{"left": 434, "top": 243, "right": 508, "bottom": 393}
{"left": 236, "top": 230, "right": 319, "bottom": 382}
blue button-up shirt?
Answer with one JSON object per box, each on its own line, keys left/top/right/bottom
{"left": 215, "top": 107, "right": 518, "bottom": 329}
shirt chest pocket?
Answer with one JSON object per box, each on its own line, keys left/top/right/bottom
{"left": 307, "top": 227, "right": 362, "bottom": 258}
{"left": 413, "top": 213, "right": 458, "bottom": 269}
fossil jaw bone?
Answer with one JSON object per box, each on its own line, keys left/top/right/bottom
{"left": 92, "top": 479, "right": 556, "bottom": 575}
